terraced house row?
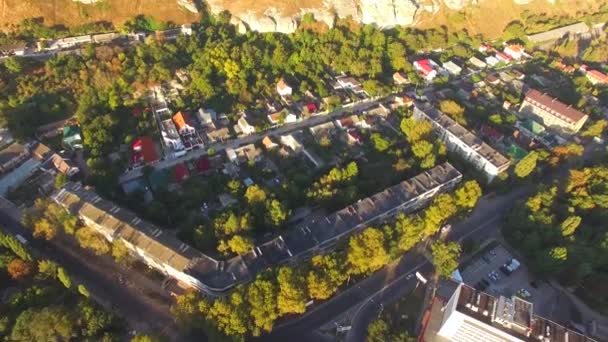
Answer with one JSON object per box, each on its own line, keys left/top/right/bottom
{"left": 52, "top": 162, "right": 462, "bottom": 295}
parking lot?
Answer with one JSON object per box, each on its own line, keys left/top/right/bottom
{"left": 460, "top": 242, "right": 572, "bottom": 320}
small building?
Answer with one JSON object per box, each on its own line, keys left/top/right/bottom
{"left": 468, "top": 56, "right": 487, "bottom": 69}
{"left": 197, "top": 108, "right": 217, "bottom": 126}
{"left": 309, "top": 122, "right": 336, "bottom": 142}
{"left": 172, "top": 111, "right": 196, "bottom": 136}
{"left": 276, "top": 79, "right": 293, "bottom": 97}
{"left": 333, "top": 75, "right": 365, "bottom": 94}
{"left": 262, "top": 136, "right": 278, "bottom": 150}
{"left": 395, "top": 95, "right": 414, "bottom": 108}
{"left": 30, "top": 142, "right": 53, "bottom": 162}
{"left": 346, "top": 130, "right": 364, "bottom": 145}
{"left": 206, "top": 127, "right": 230, "bottom": 142}
{"left": 393, "top": 71, "right": 409, "bottom": 85}
{"left": 225, "top": 148, "right": 238, "bottom": 163}
{"left": 218, "top": 193, "right": 237, "bottom": 208}
{"left": 503, "top": 44, "right": 524, "bottom": 60}
{"left": 443, "top": 61, "right": 462, "bottom": 76}
{"left": 63, "top": 125, "right": 83, "bottom": 150}
{"left": 586, "top": 69, "right": 608, "bottom": 85}
{"left": 478, "top": 44, "right": 492, "bottom": 53}
{"left": 280, "top": 134, "right": 302, "bottom": 153}
{"left": 50, "top": 154, "right": 80, "bottom": 177}
{"left": 161, "top": 119, "right": 184, "bottom": 151}
{"left": 0, "top": 42, "right": 26, "bottom": 56}
{"left": 495, "top": 52, "right": 512, "bottom": 63}
{"left": 414, "top": 59, "right": 439, "bottom": 81}
{"left": 237, "top": 117, "right": 256, "bottom": 135}
{"left": 174, "top": 163, "right": 190, "bottom": 183}
{"left": 485, "top": 74, "right": 500, "bottom": 85}
{"left": 132, "top": 136, "right": 158, "bottom": 165}
{"left": 485, "top": 56, "right": 499, "bottom": 67}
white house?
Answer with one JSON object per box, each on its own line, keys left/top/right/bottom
{"left": 468, "top": 56, "right": 487, "bottom": 69}
{"left": 237, "top": 117, "right": 256, "bottom": 135}
{"left": 443, "top": 61, "right": 463, "bottom": 76}
{"left": 197, "top": 108, "right": 217, "bottom": 125}
{"left": 276, "top": 79, "right": 293, "bottom": 97}
{"left": 503, "top": 44, "right": 524, "bottom": 60}
{"left": 485, "top": 56, "right": 499, "bottom": 67}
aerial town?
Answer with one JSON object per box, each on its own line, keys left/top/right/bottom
{"left": 0, "top": 2, "right": 608, "bottom": 342}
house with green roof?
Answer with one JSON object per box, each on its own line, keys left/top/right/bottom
{"left": 62, "top": 126, "right": 83, "bottom": 150}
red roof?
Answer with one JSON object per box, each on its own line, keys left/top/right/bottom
{"left": 415, "top": 59, "right": 435, "bottom": 76}
{"left": 480, "top": 124, "right": 504, "bottom": 140}
{"left": 348, "top": 130, "right": 363, "bottom": 142}
{"left": 132, "top": 136, "right": 158, "bottom": 163}
{"left": 306, "top": 103, "right": 318, "bottom": 112}
{"left": 195, "top": 158, "right": 210, "bottom": 173}
{"left": 587, "top": 70, "right": 608, "bottom": 83}
{"left": 132, "top": 107, "right": 143, "bottom": 118}
{"left": 340, "top": 117, "right": 354, "bottom": 127}
{"left": 174, "top": 163, "right": 189, "bottom": 183}
{"left": 495, "top": 52, "right": 512, "bottom": 61}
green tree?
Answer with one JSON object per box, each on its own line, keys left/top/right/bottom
{"left": 10, "top": 306, "right": 75, "bottom": 341}
{"left": 411, "top": 140, "right": 434, "bottom": 159}
{"left": 550, "top": 246, "right": 568, "bottom": 261}
{"left": 57, "top": 267, "right": 72, "bottom": 289}
{"left": 431, "top": 241, "right": 461, "bottom": 278}
{"left": 514, "top": 151, "right": 538, "bottom": 178}
{"left": 33, "top": 218, "right": 57, "bottom": 240}
{"left": 439, "top": 100, "right": 466, "bottom": 125}
{"left": 454, "top": 180, "right": 482, "bottom": 210}
{"left": 400, "top": 118, "right": 433, "bottom": 143}
{"left": 370, "top": 133, "right": 391, "bottom": 152}
{"left": 78, "top": 284, "right": 90, "bottom": 298}
{"left": 560, "top": 215, "right": 581, "bottom": 237}
{"left": 111, "top": 240, "right": 132, "bottom": 265}
{"left": 38, "top": 259, "right": 59, "bottom": 279}
{"left": 75, "top": 227, "right": 110, "bottom": 255}
{"left": 265, "top": 199, "right": 288, "bottom": 227}
{"left": 245, "top": 185, "right": 267, "bottom": 205}
{"left": 276, "top": 267, "right": 308, "bottom": 315}
{"left": 394, "top": 214, "right": 425, "bottom": 252}
{"left": 307, "top": 254, "right": 347, "bottom": 300}
{"left": 581, "top": 119, "right": 607, "bottom": 138}
{"left": 346, "top": 228, "right": 389, "bottom": 275}
{"left": 131, "top": 334, "right": 163, "bottom": 342}
{"left": 218, "top": 235, "right": 254, "bottom": 256}
{"left": 247, "top": 277, "right": 279, "bottom": 336}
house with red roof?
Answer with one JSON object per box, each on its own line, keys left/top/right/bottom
{"left": 172, "top": 111, "right": 196, "bottom": 136}
{"left": 132, "top": 136, "right": 158, "bottom": 166}
{"left": 346, "top": 129, "right": 364, "bottom": 145}
{"left": 414, "top": 59, "right": 438, "bottom": 81}
{"left": 586, "top": 69, "right": 608, "bottom": 85}
{"left": 503, "top": 44, "right": 524, "bottom": 60}
{"left": 495, "top": 52, "right": 512, "bottom": 63}
{"left": 520, "top": 89, "right": 589, "bottom": 135}
{"left": 174, "top": 163, "right": 190, "bottom": 183}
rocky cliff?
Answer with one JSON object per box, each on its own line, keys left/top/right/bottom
{"left": 201, "top": 0, "right": 559, "bottom": 33}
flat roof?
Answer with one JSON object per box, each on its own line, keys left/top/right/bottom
{"left": 416, "top": 106, "right": 510, "bottom": 169}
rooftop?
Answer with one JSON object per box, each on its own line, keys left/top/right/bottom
{"left": 523, "top": 89, "right": 587, "bottom": 125}
{"left": 415, "top": 106, "right": 510, "bottom": 169}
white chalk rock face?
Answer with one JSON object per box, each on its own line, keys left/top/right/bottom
{"left": 359, "top": 0, "right": 419, "bottom": 26}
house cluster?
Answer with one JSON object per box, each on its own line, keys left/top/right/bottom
{"left": 53, "top": 162, "right": 462, "bottom": 295}
{"left": 0, "top": 141, "right": 79, "bottom": 196}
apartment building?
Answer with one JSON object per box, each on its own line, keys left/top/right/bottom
{"left": 413, "top": 105, "right": 510, "bottom": 181}
{"left": 52, "top": 164, "right": 462, "bottom": 295}
{"left": 421, "top": 282, "right": 596, "bottom": 342}
{"left": 519, "top": 89, "right": 588, "bottom": 135}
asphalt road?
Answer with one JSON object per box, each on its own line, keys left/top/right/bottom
{"left": 0, "top": 211, "right": 179, "bottom": 340}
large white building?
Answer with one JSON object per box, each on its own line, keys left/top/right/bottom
{"left": 413, "top": 105, "right": 510, "bottom": 181}
{"left": 421, "top": 282, "right": 596, "bottom": 342}
{"left": 519, "top": 89, "right": 588, "bottom": 136}
{"left": 52, "top": 164, "right": 462, "bottom": 295}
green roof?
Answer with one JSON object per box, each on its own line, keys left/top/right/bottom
{"left": 523, "top": 119, "right": 545, "bottom": 135}
{"left": 508, "top": 144, "right": 528, "bottom": 160}
{"left": 63, "top": 125, "right": 81, "bottom": 139}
